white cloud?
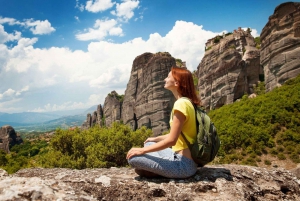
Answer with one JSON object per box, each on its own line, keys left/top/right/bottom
{"left": 24, "top": 19, "right": 55, "bottom": 35}
{"left": 111, "top": 0, "right": 139, "bottom": 21}
{"left": 85, "top": 0, "right": 115, "bottom": 13}
{"left": 75, "top": 0, "right": 85, "bottom": 12}
{"left": 242, "top": 27, "right": 259, "bottom": 38}
{"left": 0, "top": 24, "right": 22, "bottom": 44}
{"left": 0, "top": 20, "right": 220, "bottom": 112}
{"left": 16, "top": 86, "right": 29, "bottom": 96}
{"left": 75, "top": 16, "right": 80, "bottom": 22}
{"left": 88, "top": 94, "right": 104, "bottom": 105}
{"left": 0, "top": 17, "right": 15, "bottom": 25}
{"left": 0, "top": 86, "right": 29, "bottom": 100}
{"left": 75, "top": 19, "right": 123, "bottom": 41}
{"left": 30, "top": 102, "right": 87, "bottom": 112}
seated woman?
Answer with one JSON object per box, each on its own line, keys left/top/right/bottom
{"left": 127, "top": 66, "right": 201, "bottom": 178}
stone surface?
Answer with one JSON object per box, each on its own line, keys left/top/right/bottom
{"left": 261, "top": 2, "right": 300, "bottom": 92}
{"left": 121, "top": 52, "right": 176, "bottom": 135}
{"left": 0, "top": 125, "right": 23, "bottom": 153}
{"left": 103, "top": 91, "right": 122, "bottom": 127}
{"left": 197, "top": 28, "right": 262, "bottom": 110}
{"left": 0, "top": 165, "right": 299, "bottom": 200}
{"left": 291, "top": 164, "right": 300, "bottom": 179}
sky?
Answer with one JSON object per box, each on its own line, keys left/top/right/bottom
{"left": 0, "top": 0, "right": 297, "bottom": 113}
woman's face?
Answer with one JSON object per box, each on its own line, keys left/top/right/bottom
{"left": 164, "top": 71, "right": 177, "bottom": 90}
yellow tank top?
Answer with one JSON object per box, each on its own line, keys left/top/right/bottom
{"left": 170, "top": 98, "right": 197, "bottom": 152}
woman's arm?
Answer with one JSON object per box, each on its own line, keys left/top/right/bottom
{"left": 144, "top": 133, "right": 170, "bottom": 143}
{"left": 126, "top": 110, "right": 185, "bottom": 159}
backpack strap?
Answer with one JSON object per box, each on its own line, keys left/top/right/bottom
{"left": 179, "top": 97, "right": 199, "bottom": 149}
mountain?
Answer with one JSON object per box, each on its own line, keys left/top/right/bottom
{"left": 0, "top": 112, "right": 61, "bottom": 124}
{"left": 82, "top": 105, "right": 98, "bottom": 115}
{"left": 12, "top": 114, "right": 87, "bottom": 132}
{"left": 0, "top": 106, "right": 97, "bottom": 132}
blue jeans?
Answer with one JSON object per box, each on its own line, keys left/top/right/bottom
{"left": 128, "top": 142, "right": 197, "bottom": 178}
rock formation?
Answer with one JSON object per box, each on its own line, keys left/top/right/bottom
{"left": 197, "top": 28, "right": 262, "bottom": 110}
{"left": 0, "top": 125, "right": 23, "bottom": 153}
{"left": 261, "top": 2, "right": 300, "bottom": 92}
{"left": 0, "top": 165, "right": 299, "bottom": 200}
{"left": 103, "top": 91, "right": 123, "bottom": 127}
{"left": 81, "top": 104, "right": 104, "bottom": 129}
{"left": 121, "top": 52, "right": 176, "bottom": 136}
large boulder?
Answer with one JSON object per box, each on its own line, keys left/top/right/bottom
{"left": 197, "top": 28, "right": 262, "bottom": 110}
{"left": 0, "top": 125, "right": 23, "bottom": 153}
{"left": 260, "top": 2, "right": 300, "bottom": 92}
{"left": 103, "top": 91, "right": 123, "bottom": 127}
{"left": 121, "top": 52, "right": 176, "bottom": 136}
{"left": 0, "top": 165, "right": 299, "bottom": 200}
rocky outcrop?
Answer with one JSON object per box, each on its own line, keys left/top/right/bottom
{"left": 121, "top": 52, "right": 176, "bottom": 136}
{"left": 0, "top": 125, "right": 23, "bottom": 153}
{"left": 81, "top": 104, "right": 104, "bottom": 129}
{"left": 261, "top": 2, "right": 300, "bottom": 92}
{"left": 0, "top": 165, "right": 299, "bottom": 200}
{"left": 197, "top": 28, "right": 262, "bottom": 110}
{"left": 103, "top": 91, "right": 123, "bottom": 127}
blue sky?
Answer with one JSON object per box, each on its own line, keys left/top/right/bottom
{"left": 0, "top": 0, "right": 296, "bottom": 113}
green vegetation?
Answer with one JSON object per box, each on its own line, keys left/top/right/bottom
{"left": 108, "top": 93, "right": 124, "bottom": 102}
{"left": 213, "top": 35, "right": 223, "bottom": 44}
{"left": 0, "top": 123, "right": 152, "bottom": 173}
{"left": 254, "top": 37, "right": 261, "bottom": 49}
{"left": 0, "top": 140, "right": 48, "bottom": 174}
{"left": 209, "top": 74, "right": 300, "bottom": 165}
{"left": 205, "top": 46, "right": 212, "bottom": 51}
{"left": 254, "top": 81, "right": 266, "bottom": 95}
{"left": 242, "top": 48, "right": 246, "bottom": 54}
{"left": 176, "top": 58, "right": 183, "bottom": 66}
{"left": 1, "top": 75, "right": 300, "bottom": 173}
{"left": 229, "top": 45, "right": 236, "bottom": 49}
{"left": 38, "top": 123, "right": 152, "bottom": 169}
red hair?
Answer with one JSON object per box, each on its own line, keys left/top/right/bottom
{"left": 171, "top": 66, "right": 201, "bottom": 106}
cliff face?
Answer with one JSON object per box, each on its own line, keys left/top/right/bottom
{"left": 261, "top": 2, "right": 300, "bottom": 92}
{"left": 121, "top": 52, "right": 176, "bottom": 136}
{"left": 0, "top": 165, "right": 299, "bottom": 200}
{"left": 0, "top": 125, "right": 23, "bottom": 153}
{"left": 197, "top": 28, "right": 262, "bottom": 110}
{"left": 103, "top": 91, "right": 122, "bottom": 127}
{"left": 81, "top": 104, "right": 104, "bottom": 129}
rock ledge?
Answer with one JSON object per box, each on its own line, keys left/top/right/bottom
{"left": 0, "top": 164, "right": 299, "bottom": 201}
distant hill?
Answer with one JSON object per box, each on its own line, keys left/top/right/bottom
{"left": 0, "top": 106, "right": 98, "bottom": 132}
{"left": 13, "top": 114, "right": 86, "bottom": 132}
{"left": 82, "top": 105, "right": 98, "bottom": 115}
{"left": 0, "top": 112, "right": 61, "bottom": 124}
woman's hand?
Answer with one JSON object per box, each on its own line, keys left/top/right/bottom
{"left": 144, "top": 137, "right": 156, "bottom": 144}
{"left": 126, "top": 147, "right": 145, "bottom": 159}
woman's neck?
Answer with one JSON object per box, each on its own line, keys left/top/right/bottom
{"left": 172, "top": 90, "right": 182, "bottom": 100}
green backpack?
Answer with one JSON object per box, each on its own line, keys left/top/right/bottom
{"left": 180, "top": 98, "right": 220, "bottom": 167}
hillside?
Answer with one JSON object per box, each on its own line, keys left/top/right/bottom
{"left": 209, "top": 74, "right": 300, "bottom": 169}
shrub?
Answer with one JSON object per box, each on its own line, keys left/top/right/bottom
{"left": 38, "top": 123, "right": 152, "bottom": 169}
{"left": 241, "top": 157, "right": 257, "bottom": 166}
{"left": 277, "top": 146, "right": 285, "bottom": 152}
{"left": 277, "top": 153, "right": 286, "bottom": 160}
{"left": 270, "top": 148, "right": 278, "bottom": 156}
{"left": 209, "top": 74, "right": 300, "bottom": 166}
{"left": 289, "top": 152, "right": 300, "bottom": 163}
{"left": 264, "top": 160, "right": 271, "bottom": 165}
{"left": 285, "top": 145, "right": 295, "bottom": 154}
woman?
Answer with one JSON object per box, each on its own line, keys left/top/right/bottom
{"left": 126, "top": 66, "right": 201, "bottom": 178}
